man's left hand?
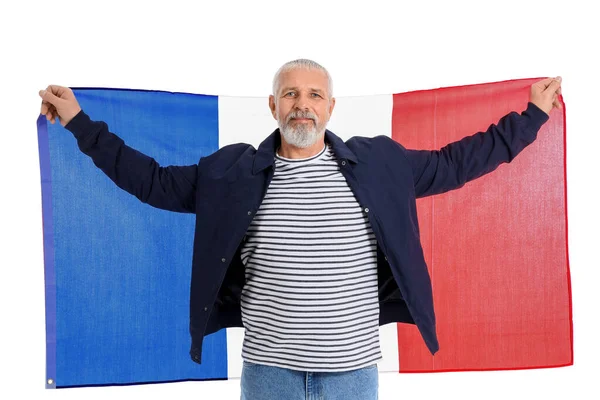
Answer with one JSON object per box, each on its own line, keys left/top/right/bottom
{"left": 530, "top": 76, "right": 563, "bottom": 116}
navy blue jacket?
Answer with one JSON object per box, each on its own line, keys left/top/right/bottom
{"left": 64, "top": 102, "right": 549, "bottom": 364}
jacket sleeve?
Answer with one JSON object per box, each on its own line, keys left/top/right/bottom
{"left": 64, "top": 109, "right": 198, "bottom": 213}
{"left": 402, "top": 102, "right": 549, "bottom": 199}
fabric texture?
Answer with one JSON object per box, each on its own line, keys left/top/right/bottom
{"left": 37, "top": 79, "right": 572, "bottom": 389}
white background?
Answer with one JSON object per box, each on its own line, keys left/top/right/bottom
{"left": 1, "top": 0, "right": 598, "bottom": 399}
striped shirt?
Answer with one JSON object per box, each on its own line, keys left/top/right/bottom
{"left": 239, "top": 143, "right": 383, "bottom": 372}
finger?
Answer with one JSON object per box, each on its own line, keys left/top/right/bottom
{"left": 535, "top": 77, "right": 554, "bottom": 89}
{"left": 551, "top": 92, "right": 562, "bottom": 108}
{"left": 39, "top": 89, "right": 63, "bottom": 106}
{"left": 47, "top": 85, "right": 69, "bottom": 99}
{"left": 553, "top": 96, "right": 562, "bottom": 109}
{"left": 544, "top": 76, "right": 562, "bottom": 93}
{"left": 47, "top": 104, "right": 57, "bottom": 121}
{"left": 42, "top": 101, "right": 56, "bottom": 115}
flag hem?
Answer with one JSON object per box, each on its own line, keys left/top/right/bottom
{"left": 37, "top": 115, "right": 57, "bottom": 389}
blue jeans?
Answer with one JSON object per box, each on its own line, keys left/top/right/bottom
{"left": 240, "top": 361, "right": 379, "bottom": 400}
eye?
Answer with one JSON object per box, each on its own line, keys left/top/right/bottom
{"left": 311, "top": 93, "right": 322, "bottom": 98}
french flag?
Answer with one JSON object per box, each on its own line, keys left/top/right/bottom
{"left": 37, "top": 78, "right": 572, "bottom": 388}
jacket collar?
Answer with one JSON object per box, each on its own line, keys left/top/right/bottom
{"left": 252, "top": 128, "right": 358, "bottom": 174}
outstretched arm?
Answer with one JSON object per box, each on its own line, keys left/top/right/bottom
{"left": 402, "top": 77, "right": 561, "bottom": 198}
{"left": 39, "top": 85, "right": 198, "bottom": 213}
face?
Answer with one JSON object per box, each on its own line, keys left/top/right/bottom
{"left": 269, "top": 68, "right": 335, "bottom": 148}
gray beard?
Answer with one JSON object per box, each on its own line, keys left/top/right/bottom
{"left": 278, "top": 120, "right": 324, "bottom": 148}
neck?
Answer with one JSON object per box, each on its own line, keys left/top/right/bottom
{"left": 277, "top": 135, "right": 326, "bottom": 159}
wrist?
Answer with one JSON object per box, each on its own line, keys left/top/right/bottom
{"left": 64, "top": 107, "right": 83, "bottom": 127}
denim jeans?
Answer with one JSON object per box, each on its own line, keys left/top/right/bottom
{"left": 240, "top": 360, "right": 379, "bottom": 400}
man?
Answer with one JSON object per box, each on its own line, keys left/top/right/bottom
{"left": 39, "top": 59, "right": 562, "bottom": 400}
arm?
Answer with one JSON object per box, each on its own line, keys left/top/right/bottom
{"left": 403, "top": 102, "right": 549, "bottom": 198}
{"left": 64, "top": 109, "right": 198, "bottom": 213}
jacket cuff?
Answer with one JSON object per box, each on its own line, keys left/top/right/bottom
{"left": 64, "top": 109, "right": 94, "bottom": 140}
{"left": 523, "top": 102, "right": 550, "bottom": 134}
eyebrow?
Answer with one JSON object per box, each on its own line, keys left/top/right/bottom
{"left": 281, "top": 87, "right": 325, "bottom": 94}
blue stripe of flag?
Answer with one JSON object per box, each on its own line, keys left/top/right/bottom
{"left": 38, "top": 88, "right": 227, "bottom": 387}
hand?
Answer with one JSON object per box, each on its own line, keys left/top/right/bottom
{"left": 530, "top": 76, "right": 562, "bottom": 116}
{"left": 39, "top": 85, "right": 82, "bottom": 126}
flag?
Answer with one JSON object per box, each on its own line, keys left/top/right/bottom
{"left": 37, "top": 78, "right": 572, "bottom": 388}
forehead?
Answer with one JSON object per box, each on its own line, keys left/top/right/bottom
{"left": 278, "top": 68, "right": 328, "bottom": 93}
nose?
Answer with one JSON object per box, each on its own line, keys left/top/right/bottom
{"left": 294, "top": 92, "right": 311, "bottom": 111}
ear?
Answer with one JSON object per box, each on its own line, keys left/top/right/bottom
{"left": 269, "top": 95, "right": 277, "bottom": 119}
{"left": 329, "top": 97, "right": 336, "bottom": 115}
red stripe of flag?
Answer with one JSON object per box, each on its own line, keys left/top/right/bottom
{"left": 391, "top": 79, "right": 573, "bottom": 372}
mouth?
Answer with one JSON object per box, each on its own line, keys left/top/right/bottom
{"left": 291, "top": 118, "right": 313, "bottom": 123}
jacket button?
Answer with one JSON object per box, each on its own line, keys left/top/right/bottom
{"left": 385, "top": 257, "right": 388, "bottom": 261}
{"left": 221, "top": 258, "right": 226, "bottom": 262}
{"left": 247, "top": 211, "right": 252, "bottom": 215}
{"left": 204, "top": 306, "right": 208, "bottom": 311}
{"left": 341, "top": 161, "right": 346, "bottom": 166}
{"left": 364, "top": 207, "right": 369, "bottom": 213}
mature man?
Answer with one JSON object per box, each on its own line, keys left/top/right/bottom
{"left": 39, "top": 59, "right": 562, "bottom": 400}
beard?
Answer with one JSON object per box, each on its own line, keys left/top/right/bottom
{"left": 278, "top": 109, "right": 327, "bottom": 148}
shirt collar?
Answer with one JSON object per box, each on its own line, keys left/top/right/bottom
{"left": 252, "top": 128, "right": 358, "bottom": 174}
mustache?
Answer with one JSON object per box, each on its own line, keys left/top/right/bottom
{"left": 286, "top": 110, "right": 317, "bottom": 123}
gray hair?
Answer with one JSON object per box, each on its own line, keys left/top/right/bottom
{"left": 272, "top": 59, "right": 333, "bottom": 100}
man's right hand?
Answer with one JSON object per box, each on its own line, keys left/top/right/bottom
{"left": 39, "top": 85, "right": 82, "bottom": 127}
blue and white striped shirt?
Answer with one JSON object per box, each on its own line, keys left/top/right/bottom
{"left": 240, "top": 143, "right": 383, "bottom": 372}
